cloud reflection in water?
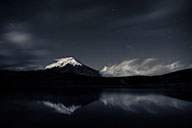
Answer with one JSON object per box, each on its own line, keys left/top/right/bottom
{"left": 100, "top": 93, "right": 192, "bottom": 113}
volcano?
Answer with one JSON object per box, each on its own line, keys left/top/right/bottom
{"left": 45, "top": 57, "right": 101, "bottom": 77}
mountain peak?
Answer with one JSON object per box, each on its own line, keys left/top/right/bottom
{"left": 45, "top": 57, "right": 101, "bottom": 77}
{"left": 45, "top": 57, "right": 82, "bottom": 69}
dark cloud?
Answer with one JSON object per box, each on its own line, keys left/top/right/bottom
{"left": 0, "top": 0, "right": 192, "bottom": 70}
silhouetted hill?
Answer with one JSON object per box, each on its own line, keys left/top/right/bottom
{"left": 0, "top": 68, "right": 191, "bottom": 89}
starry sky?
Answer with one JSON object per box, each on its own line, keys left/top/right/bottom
{"left": 0, "top": 0, "right": 192, "bottom": 70}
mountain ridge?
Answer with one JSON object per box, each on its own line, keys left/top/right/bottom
{"left": 0, "top": 57, "right": 191, "bottom": 89}
{"left": 44, "top": 57, "right": 101, "bottom": 77}
{"left": 0, "top": 67, "right": 191, "bottom": 89}
{"left": 45, "top": 57, "right": 82, "bottom": 69}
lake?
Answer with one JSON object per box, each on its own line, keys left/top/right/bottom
{"left": 0, "top": 88, "right": 192, "bottom": 128}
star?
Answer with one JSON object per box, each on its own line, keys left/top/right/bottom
{"left": 9, "top": 23, "right": 14, "bottom": 26}
{"left": 112, "top": 8, "right": 115, "bottom": 12}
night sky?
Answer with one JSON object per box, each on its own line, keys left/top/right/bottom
{"left": 0, "top": 0, "right": 192, "bottom": 72}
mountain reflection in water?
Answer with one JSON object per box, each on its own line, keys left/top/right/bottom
{"left": 42, "top": 101, "right": 81, "bottom": 115}
{"left": 1, "top": 89, "right": 192, "bottom": 128}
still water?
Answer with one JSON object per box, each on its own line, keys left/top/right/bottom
{"left": 0, "top": 89, "right": 192, "bottom": 128}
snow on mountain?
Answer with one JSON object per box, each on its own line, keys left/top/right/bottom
{"left": 43, "top": 101, "right": 81, "bottom": 115}
{"left": 44, "top": 57, "right": 101, "bottom": 77}
{"left": 45, "top": 57, "right": 82, "bottom": 69}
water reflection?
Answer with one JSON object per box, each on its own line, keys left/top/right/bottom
{"left": 100, "top": 92, "right": 192, "bottom": 114}
{"left": 1, "top": 89, "right": 192, "bottom": 127}
{"left": 36, "top": 90, "right": 192, "bottom": 115}
{"left": 42, "top": 101, "right": 81, "bottom": 115}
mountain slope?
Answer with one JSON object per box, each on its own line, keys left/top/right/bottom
{"left": 45, "top": 57, "right": 82, "bottom": 69}
{"left": 45, "top": 57, "right": 101, "bottom": 77}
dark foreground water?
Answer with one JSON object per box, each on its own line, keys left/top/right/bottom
{"left": 0, "top": 89, "right": 192, "bottom": 128}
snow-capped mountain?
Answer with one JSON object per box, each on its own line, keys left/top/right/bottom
{"left": 43, "top": 101, "right": 81, "bottom": 115}
{"left": 45, "top": 57, "right": 101, "bottom": 77}
{"left": 45, "top": 57, "right": 82, "bottom": 69}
